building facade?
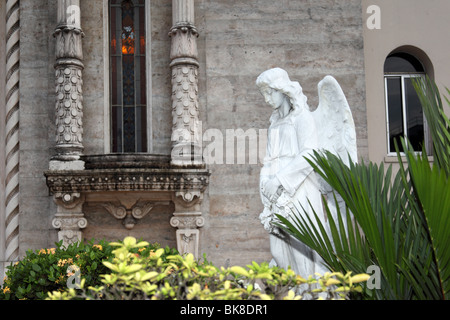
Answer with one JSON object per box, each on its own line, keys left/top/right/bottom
{"left": 1, "top": 0, "right": 449, "bottom": 283}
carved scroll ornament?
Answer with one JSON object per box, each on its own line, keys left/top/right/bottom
{"left": 102, "top": 200, "right": 155, "bottom": 230}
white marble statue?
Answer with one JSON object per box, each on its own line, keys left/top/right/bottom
{"left": 256, "top": 68, "right": 357, "bottom": 277}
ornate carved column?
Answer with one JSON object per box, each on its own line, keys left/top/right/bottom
{"left": 170, "top": 191, "right": 205, "bottom": 257}
{"left": 169, "top": 0, "right": 202, "bottom": 166}
{"left": 51, "top": 0, "right": 85, "bottom": 166}
{"left": 50, "top": 0, "right": 87, "bottom": 245}
{"left": 4, "top": 0, "right": 20, "bottom": 263}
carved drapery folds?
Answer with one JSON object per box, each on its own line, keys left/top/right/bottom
{"left": 169, "top": 0, "right": 202, "bottom": 166}
{"left": 53, "top": 0, "right": 84, "bottom": 162}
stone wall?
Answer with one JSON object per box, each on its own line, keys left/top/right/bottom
{"left": 13, "top": 0, "right": 366, "bottom": 270}
{"left": 196, "top": 0, "right": 367, "bottom": 267}
{"left": 18, "top": 0, "right": 57, "bottom": 255}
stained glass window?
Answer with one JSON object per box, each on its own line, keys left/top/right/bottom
{"left": 110, "top": 0, "right": 147, "bottom": 153}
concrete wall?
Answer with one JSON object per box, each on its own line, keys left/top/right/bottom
{"left": 363, "top": 0, "right": 450, "bottom": 167}
{"left": 13, "top": 0, "right": 367, "bottom": 270}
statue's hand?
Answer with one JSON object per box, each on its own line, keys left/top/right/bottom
{"left": 262, "top": 177, "right": 283, "bottom": 202}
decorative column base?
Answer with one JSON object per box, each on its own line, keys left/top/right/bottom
{"left": 49, "top": 160, "right": 85, "bottom": 171}
{"left": 170, "top": 191, "right": 205, "bottom": 258}
{"left": 52, "top": 192, "right": 87, "bottom": 247}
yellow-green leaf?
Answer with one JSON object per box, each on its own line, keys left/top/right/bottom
{"left": 123, "top": 264, "right": 142, "bottom": 274}
{"left": 123, "top": 236, "right": 137, "bottom": 247}
{"left": 350, "top": 274, "right": 370, "bottom": 283}
{"left": 230, "top": 266, "right": 250, "bottom": 277}
{"left": 140, "top": 271, "right": 159, "bottom": 282}
{"left": 102, "top": 261, "right": 119, "bottom": 272}
{"left": 325, "top": 278, "right": 341, "bottom": 286}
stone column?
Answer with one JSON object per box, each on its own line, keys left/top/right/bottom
{"left": 50, "top": 1, "right": 87, "bottom": 245}
{"left": 4, "top": 0, "right": 20, "bottom": 263}
{"left": 169, "top": 0, "right": 202, "bottom": 166}
{"left": 51, "top": 0, "right": 85, "bottom": 168}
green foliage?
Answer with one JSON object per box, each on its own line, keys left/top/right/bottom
{"left": 275, "top": 76, "right": 450, "bottom": 300}
{"left": 46, "top": 236, "right": 368, "bottom": 300}
{"left": 0, "top": 238, "right": 171, "bottom": 300}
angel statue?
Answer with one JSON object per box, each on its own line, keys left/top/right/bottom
{"left": 256, "top": 67, "right": 357, "bottom": 277}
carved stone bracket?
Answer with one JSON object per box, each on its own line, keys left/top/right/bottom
{"left": 170, "top": 190, "right": 205, "bottom": 257}
{"left": 45, "top": 156, "right": 211, "bottom": 257}
{"left": 102, "top": 200, "right": 157, "bottom": 230}
{"left": 52, "top": 192, "right": 87, "bottom": 247}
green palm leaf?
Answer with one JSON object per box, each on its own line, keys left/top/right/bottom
{"left": 275, "top": 77, "right": 450, "bottom": 300}
{"left": 403, "top": 144, "right": 450, "bottom": 299}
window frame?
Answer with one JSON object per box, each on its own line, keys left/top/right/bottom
{"left": 104, "top": 0, "right": 152, "bottom": 154}
{"left": 384, "top": 62, "right": 430, "bottom": 156}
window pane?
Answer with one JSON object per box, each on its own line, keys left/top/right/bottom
{"left": 386, "top": 77, "right": 404, "bottom": 152}
{"left": 122, "top": 54, "right": 135, "bottom": 106}
{"left": 136, "top": 105, "right": 147, "bottom": 152}
{"left": 405, "top": 78, "right": 425, "bottom": 151}
{"left": 139, "top": 1, "right": 146, "bottom": 55}
{"left": 112, "top": 106, "right": 123, "bottom": 153}
{"left": 110, "top": 6, "right": 117, "bottom": 55}
{"left": 139, "top": 56, "right": 146, "bottom": 106}
{"left": 110, "top": 0, "right": 147, "bottom": 153}
{"left": 123, "top": 106, "right": 136, "bottom": 152}
{"left": 384, "top": 53, "right": 425, "bottom": 73}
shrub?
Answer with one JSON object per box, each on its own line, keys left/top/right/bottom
{"left": 0, "top": 238, "right": 175, "bottom": 300}
{"left": 46, "top": 236, "right": 369, "bottom": 300}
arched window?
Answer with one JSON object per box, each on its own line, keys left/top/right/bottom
{"left": 384, "top": 52, "right": 429, "bottom": 154}
{"left": 109, "top": 0, "right": 147, "bottom": 153}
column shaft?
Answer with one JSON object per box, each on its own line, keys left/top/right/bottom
{"left": 52, "top": 0, "right": 84, "bottom": 162}
{"left": 169, "top": 0, "right": 202, "bottom": 166}
{"left": 4, "top": 0, "right": 20, "bottom": 263}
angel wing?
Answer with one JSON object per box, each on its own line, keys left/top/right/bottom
{"left": 311, "top": 75, "right": 358, "bottom": 167}
{"left": 310, "top": 75, "right": 358, "bottom": 231}
{"left": 306, "top": 76, "right": 359, "bottom": 245}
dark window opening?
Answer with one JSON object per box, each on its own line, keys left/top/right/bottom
{"left": 110, "top": 0, "right": 147, "bottom": 153}
{"left": 384, "top": 52, "right": 428, "bottom": 154}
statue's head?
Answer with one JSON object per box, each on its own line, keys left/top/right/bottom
{"left": 256, "top": 68, "right": 308, "bottom": 111}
